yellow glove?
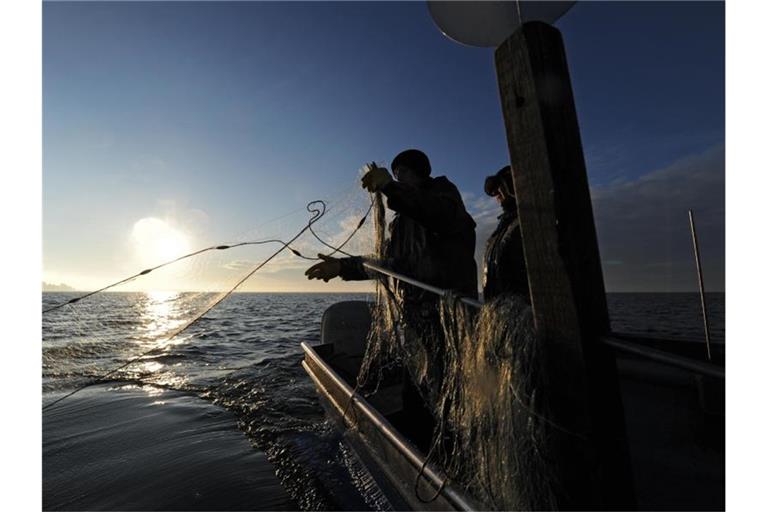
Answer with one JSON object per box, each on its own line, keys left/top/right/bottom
{"left": 305, "top": 254, "right": 342, "bottom": 282}
{"left": 361, "top": 164, "right": 393, "bottom": 193}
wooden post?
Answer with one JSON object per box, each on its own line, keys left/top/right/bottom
{"left": 495, "top": 22, "right": 635, "bottom": 509}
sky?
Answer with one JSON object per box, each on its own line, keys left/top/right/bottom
{"left": 42, "top": 0, "right": 725, "bottom": 293}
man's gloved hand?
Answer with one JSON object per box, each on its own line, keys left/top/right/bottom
{"left": 305, "top": 253, "right": 342, "bottom": 282}
{"left": 361, "top": 164, "right": 393, "bottom": 193}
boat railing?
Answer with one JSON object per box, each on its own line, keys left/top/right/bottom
{"left": 362, "top": 261, "right": 724, "bottom": 380}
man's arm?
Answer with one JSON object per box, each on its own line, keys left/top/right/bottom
{"left": 306, "top": 254, "right": 391, "bottom": 282}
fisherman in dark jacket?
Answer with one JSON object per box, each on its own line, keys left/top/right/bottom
{"left": 305, "top": 149, "right": 477, "bottom": 442}
{"left": 482, "top": 165, "right": 530, "bottom": 301}
{"left": 305, "top": 148, "right": 477, "bottom": 302}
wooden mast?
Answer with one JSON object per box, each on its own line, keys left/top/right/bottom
{"left": 495, "top": 21, "right": 635, "bottom": 510}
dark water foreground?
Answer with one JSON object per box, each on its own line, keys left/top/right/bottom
{"left": 43, "top": 293, "right": 385, "bottom": 511}
{"left": 42, "top": 292, "right": 724, "bottom": 511}
{"left": 43, "top": 384, "right": 295, "bottom": 511}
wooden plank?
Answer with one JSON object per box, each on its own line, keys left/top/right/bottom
{"left": 495, "top": 21, "right": 635, "bottom": 510}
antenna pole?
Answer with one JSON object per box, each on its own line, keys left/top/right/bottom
{"left": 688, "top": 209, "right": 713, "bottom": 361}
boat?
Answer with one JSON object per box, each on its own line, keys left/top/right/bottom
{"left": 302, "top": 299, "right": 725, "bottom": 511}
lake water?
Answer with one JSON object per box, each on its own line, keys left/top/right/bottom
{"left": 42, "top": 291, "right": 724, "bottom": 510}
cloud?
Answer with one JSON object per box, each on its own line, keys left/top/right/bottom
{"left": 591, "top": 144, "right": 724, "bottom": 291}
{"left": 222, "top": 259, "right": 257, "bottom": 271}
{"left": 42, "top": 282, "right": 75, "bottom": 292}
{"left": 218, "top": 206, "right": 380, "bottom": 278}
{"left": 462, "top": 191, "right": 503, "bottom": 287}
{"left": 460, "top": 144, "right": 725, "bottom": 293}
{"left": 222, "top": 145, "right": 725, "bottom": 295}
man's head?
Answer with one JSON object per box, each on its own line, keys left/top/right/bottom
{"left": 484, "top": 165, "right": 516, "bottom": 210}
{"left": 391, "top": 149, "right": 431, "bottom": 186}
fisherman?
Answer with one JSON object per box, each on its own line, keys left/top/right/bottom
{"left": 482, "top": 165, "right": 530, "bottom": 301}
{"left": 305, "top": 149, "right": 477, "bottom": 445}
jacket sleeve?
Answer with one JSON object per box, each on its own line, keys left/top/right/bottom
{"left": 338, "top": 255, "right": 395, "bottom": 281}
{"left": 380, "top": 178, "right": 472, "bottom": 234}
{"left": 338, "top": 256, "right": 369, "bottom": 281}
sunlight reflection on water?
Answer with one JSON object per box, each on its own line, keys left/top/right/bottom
{"left": 139, "top": 291, "right": 184, "bottom": 340}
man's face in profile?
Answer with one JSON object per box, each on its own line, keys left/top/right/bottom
{"left": 393, "top": 165, "right": 423, "bottom": 187}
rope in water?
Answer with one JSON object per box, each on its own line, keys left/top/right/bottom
{"left": 43, "top": 198, "right": 374, "bottom": 411}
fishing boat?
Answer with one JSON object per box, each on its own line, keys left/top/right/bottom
{"left": 302, "top": 7, "right": 725, "bottom": 509}
{"left": 302, "top": 295, "right": 725, "bottom": 511}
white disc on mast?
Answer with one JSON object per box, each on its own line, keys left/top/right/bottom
{"left": 427, "top": 1, "right": 576, "bottom": 48}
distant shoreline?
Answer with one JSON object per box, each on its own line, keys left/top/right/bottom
{"left": 42, "top": 290, "right": 725, "bottom": 295}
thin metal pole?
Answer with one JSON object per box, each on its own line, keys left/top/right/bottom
{"left": 688, "top": 209, "right": 713, "bottom": 361}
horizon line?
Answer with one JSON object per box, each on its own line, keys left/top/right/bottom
{"left": 41, "top": 289, "right": 726, "bottom": 295}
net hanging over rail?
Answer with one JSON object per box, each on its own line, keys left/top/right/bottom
{"left": 356, "top": 194, "right": 559, "bottom": 511}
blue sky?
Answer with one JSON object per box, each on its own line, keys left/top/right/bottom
{"left": 43, "top": 1, "right": 725, "bottom": 292}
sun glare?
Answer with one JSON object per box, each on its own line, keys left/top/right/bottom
{"left": 131, "top": 218, "right": 192, "bottom": 267}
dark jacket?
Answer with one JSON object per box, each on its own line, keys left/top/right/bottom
{"left": 339, "top": 176, "right": 478, "bottom": 304}
{"left": 482, "top": 209, "right": 529, "bottom": 301}
{"left": 340, "top": 175, "right": 477, "bottom": 413}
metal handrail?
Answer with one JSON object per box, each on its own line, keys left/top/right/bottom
{"left": 362, "top": 261, "right": 725, "bottom": 380}
{"left": 301, "top": 342, "right": 478, "bottom": 511}
{"left": 601, "top": 335, "right": 724, "bottom": 379}
{"left": 363, "top": 262, "right": 483, "bottom": 308}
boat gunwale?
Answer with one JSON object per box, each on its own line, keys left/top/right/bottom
{"left": 300, "top": 341, "right": 477, "bottom": 512}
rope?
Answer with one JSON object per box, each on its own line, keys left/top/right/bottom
{"left": 308, "top": 199, "right": 373, "bottom": 258}
{"left": 43, "top": 199, "right": 374, "bottom": 314}
{"left": 43, "top": 197, "right": 374, "bottom": 411}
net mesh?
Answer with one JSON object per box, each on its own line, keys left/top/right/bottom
{"left": 43, "top": 174, "right": 376, "bottom": 398}
{"left": 356, "top": 197, "right": 558, "bottom": 510}
{"left": 439, "top": 294, "right": 558, "bottom": 510}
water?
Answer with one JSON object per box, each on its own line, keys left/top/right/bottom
{"left": 42, "top": 291, "right": 724, "bottom": 510}
{"left": 607, "top": 292, "right": 725, "bottom": 343}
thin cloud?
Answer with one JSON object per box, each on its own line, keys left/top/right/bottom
{"left": 231, "top": 145, "right": 725, "bottom": 295}
{"left": 461, "top": 144, "right": 725, "bottom": 293}
{"left": 463, "top": 191, "right": 503, "bottom": 287}
{"left": 591, "top": 143, "right": 724, "bottom": 291}
{"left": 223, "top": 259, "right": 257, "bottom": 271}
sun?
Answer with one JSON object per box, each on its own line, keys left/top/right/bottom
{"left": 131, "top": 217, "right": 192, "bottom": 266}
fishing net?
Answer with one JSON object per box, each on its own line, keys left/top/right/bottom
{"left": 438, "top": 294, "right": 558, "bottom": 510}
{"left": 357, "top": 190, "right": 441, "bottom": 404}
{"left": 356, "top": 198, "right": 558, "bottom": 510}
{"left": 355, "top": 191, "right": 402, "bottom": 394}
{"left": 43, "top": 167, "right": 379, "bottom": 405}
